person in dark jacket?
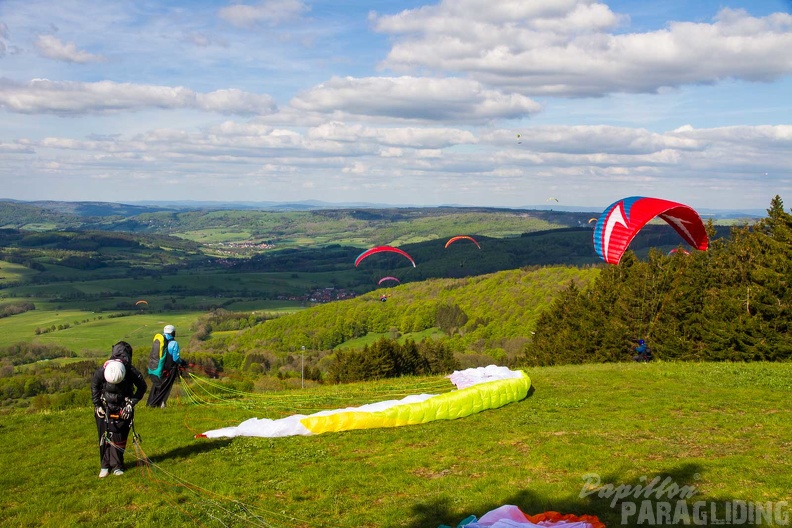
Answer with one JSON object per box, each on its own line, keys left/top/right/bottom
{"left": 147, "top": 324, "right": 187, "bottom": 408}
{"left": 91, "top": 341, "right": 147, "bottom": 478}
{"left": 632, "top": 339, "right": 652, "bottom": 362}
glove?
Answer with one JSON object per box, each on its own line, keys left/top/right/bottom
{"left": 121, "top": 402, "right": 134, "bottom": 420}
{"left": 95, "top": 406, "right": 106, "bottom": 419}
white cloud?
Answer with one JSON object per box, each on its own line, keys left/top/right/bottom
{"left": 374, "top": 3, "right": 792, "bottom": 96}
{"left": 218, "top": 0, "right": 309, "bottom": 28}
{"left": 34, "top": 34, "right": 104, "bottom": 63}
{"left": 8, "top": 120, "right": 786, "bottom": 208}
{"left": 0, "top": 141, "right": 34, "bottom": 154}
{"left": 492, "top": 125, "right": 701, "bottom": 154}
{"left": 308, "top": 121, "right": 477, "bottom": 148}
{"left": 290, "top": 76, "right": 541, "bottom": 122}
{"left": 0, "top": 79, "right": 277, "bottom": 116}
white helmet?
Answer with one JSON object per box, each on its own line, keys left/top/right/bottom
{"left": 163, "top": 324, "right": 175, "bottom": 335}
{"left": 104, "top": 361, "right": 126, "bottom": 384}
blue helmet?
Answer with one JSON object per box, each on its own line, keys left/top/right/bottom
{"left": 638, "top": 339, "right": 645, "bottom": 345}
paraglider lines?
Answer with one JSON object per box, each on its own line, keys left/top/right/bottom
{"left": 180, "top": 372, "right": 454, "bottom": 415}
{"left": 113, "top": 427, "right": 317, "bottom": 527}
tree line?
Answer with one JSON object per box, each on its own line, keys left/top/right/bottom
{"left": 524, "top": 196, "right": 792, "bottom": 364}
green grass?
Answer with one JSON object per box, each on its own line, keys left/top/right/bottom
{"left": 1, "top": 361, "right": 789, "bottom": 527}
{"left": 0, "top": 260, "right": 37, "bottom": 284}
{"left": 0, "top": 311, "right": 201, "bottom": 354}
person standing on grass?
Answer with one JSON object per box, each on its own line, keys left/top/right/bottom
{"left": 91, "top": 341, "right": 147, "bottom": 478}
{"left": 146, "top": 324, "right": 187, "bottom": 408}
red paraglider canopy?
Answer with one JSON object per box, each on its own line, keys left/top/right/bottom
{"left": 378, "top": 276, "right": 401, "bottom": 285}
{"left": 355, "top": 246, "right": 416, "bottom": 268}
{"left": 444, "top": 235, "right": 481, "bottom": 249}
{"left": 593, "top": 196, "right": 708, "bottom": 265}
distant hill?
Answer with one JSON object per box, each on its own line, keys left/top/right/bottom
{"left": 197, "top": 265, "right": 601, "bottom": 360}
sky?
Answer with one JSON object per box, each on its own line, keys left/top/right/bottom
{"left": 0, "top": 0, "right": 790, "bottom": 211}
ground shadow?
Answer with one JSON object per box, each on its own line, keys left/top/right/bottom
{"left": 147, "top": 437, "right": 233, "bottom": 463}
{"left": 407, "top": 462, "right": 770, "bottom": 528}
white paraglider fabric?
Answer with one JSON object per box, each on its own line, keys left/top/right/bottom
{"left": 201, "top": 366, "right": 529, "bottom": 439}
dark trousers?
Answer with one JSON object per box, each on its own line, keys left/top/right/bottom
{"left": 146, "top": 370, "right": 178, "bottom": 407}
{"left": 95, "top": 412, "right": 131, "bottom": 470}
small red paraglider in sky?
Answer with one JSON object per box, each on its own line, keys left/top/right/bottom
{"left": 444, "top": 235, "right": 481, "bottom": 249}
{"left": 355, "top": 246, "right": 416, "bottom": 268}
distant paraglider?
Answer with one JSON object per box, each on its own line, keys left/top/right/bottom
{"left": 355, "top": 246, "right": 416, "bottom": 268}
{"left": 547, "top": 197, "right": 559, "bottom": 203}
{"left": 444, "top": 235, "right": 481, "bottom": 249}
{"left": 593, "top": 196, "right": 708, "bottom": 265}
{"left": 135, "top": 300, "right": 148, "bottom": 307}
{"left": 378, "top": 276, "right": 401, "bottom": 286}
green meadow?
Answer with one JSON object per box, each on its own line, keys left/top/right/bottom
{"left": 1, "top": 361, "right": 789, "bottom": 527}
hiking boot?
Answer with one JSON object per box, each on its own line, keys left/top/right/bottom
{"left": 113, "top": 469, "right": 124, "bottom": 476}
{"left": 99, "top": 468, "right": 110, "bottom": 478}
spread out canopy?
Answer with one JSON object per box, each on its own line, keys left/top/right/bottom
{"left": 378, "top": 276, "right": 400, "bottom": 286}
{"left": 135, "top": 300, "right": 148, "bottom": 306}
{"left": 445, "top": 235, "right": 481, "bottom": 249}
{"left": 355, "top": 246, "right": 416, "bottom": 268}
{"left": 198, "top": 366, "right": 530, "bottom": 439}
{"left": 593, "top": 196, "right": 708, "bottom": 265}
{"left": 441, "top": 505, "right": 604, "bottom": 528}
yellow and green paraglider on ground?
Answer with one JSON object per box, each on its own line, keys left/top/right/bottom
{"left": 199, "top": 366, "right": 531, "bottom": 438}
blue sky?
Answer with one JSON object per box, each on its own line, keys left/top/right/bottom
{"left": 0, "top": 0, "right": 790, "bottom": 210}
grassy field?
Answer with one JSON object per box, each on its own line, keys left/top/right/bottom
{"left": 1, "top": 361, "right": 790, "bottom": 527}
{"left": 0, "top": 310, "right": 203, "bottom": 356}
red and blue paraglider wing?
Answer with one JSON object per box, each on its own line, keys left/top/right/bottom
{"left": 593, "top": 196, "right": 708, "bottom": 265}
{"left": 444, "top": 235, "right": 481, "bottom": 249}
{"left": 355, "top": 246, "right": 416, "bottom": 268}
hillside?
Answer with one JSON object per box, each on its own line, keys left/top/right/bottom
{"left": 194, "top": 266, "right": 600, "bottom": 359}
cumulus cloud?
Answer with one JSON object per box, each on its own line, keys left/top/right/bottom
{"left": 34, "top": 35, "right": 104, "bottom": 63}
{"left": 373, "top": 2, "right": 792, "bottom": 96}
{"left": 307, "top": 121, "right": 477, "bottom": 148}
{"left": 0, "top": 79, "right": 277, "bottom": 116}
{"left": 11, "top": 120, "right": 788, "bottom": 209}
{"left": 219, "top": 0, "right": 309, "bottom": 28}
{"left": 491, "top": 125, "right": 701, "bottom": 155}
{"left": 290, "top": 76, "right": 541, "bottom": 122}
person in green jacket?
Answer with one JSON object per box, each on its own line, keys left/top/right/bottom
{"left": 146, "top": 324, "right": 186, "bottom": 407}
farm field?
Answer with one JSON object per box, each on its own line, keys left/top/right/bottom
{"left": 1, "top": 361, "right": 789, "bottom": 527}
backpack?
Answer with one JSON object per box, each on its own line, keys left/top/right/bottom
{"left": 148, "top": 333, "right": 171, "bottom": 373}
